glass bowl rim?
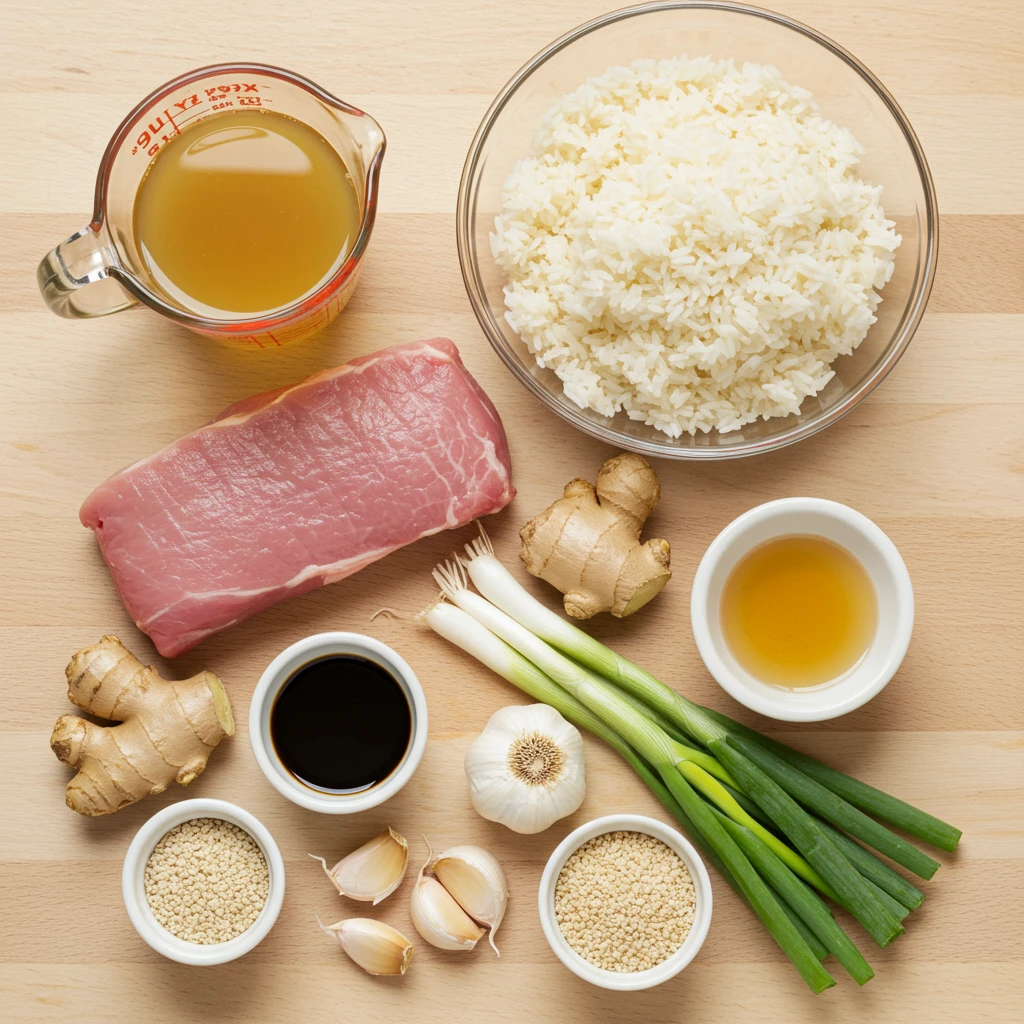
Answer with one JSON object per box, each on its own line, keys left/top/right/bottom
{"left": 455, "top": 0, "right": 939, "bottom": 460}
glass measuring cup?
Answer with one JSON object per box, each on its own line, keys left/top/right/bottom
{"left": 38, "top": 63, "right": 386, "bottom": 348}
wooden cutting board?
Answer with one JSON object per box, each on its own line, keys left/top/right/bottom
{"left": 2, "top": 1, "right": 1022, "bottom": 1021}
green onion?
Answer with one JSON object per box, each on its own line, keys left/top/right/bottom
{"left": 699, "top": 708, "right": 961, "bottom": 852}
{"left": 778, "top": 898, "right": 830, "bottom": 961}
{"left": 429, "top": 532, "right": 962, "bottom": 990}
{"left": 724, "top": 733, "right": 941, "bottom": 880}
{"left": 423, "top": 597, "right": 835, "bottom": 994}
{"left": 458, "top": 540, "right": 903, "bottom": 942}
{"left": 657, "top": 766, "right": 836, "bottom": 993}
{"left": 710, "top": 736, "right": 905, "bottom": 948}
{"left": 822, "top": 825, "right": 925, "bottom": 911}
{"left": 709, "top": 806, "right": 874, "bottom": 985}
{"left": 434, "top": 563, "right": 828, "bottom": 897}
{"left": 460, "top": 532, "right": 958, "bottom": 868}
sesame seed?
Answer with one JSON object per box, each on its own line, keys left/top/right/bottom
{"left": 144, "top": 817, "right": 269, "bottom": 945}
{"left": 554, "top": 830, "right": 695, "bottom": 973}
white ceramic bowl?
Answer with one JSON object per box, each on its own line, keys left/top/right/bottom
{"left": 249, "top": 632, "right": 428, "bottom": 814}
{"left": 691, "top": 498, "right": 913, "bottom": 721}
{"left": 537, "top": 814, "right": 713, "bottom": 990}
{"left": 122, "top": 798, "right": 285, "bottom": 965}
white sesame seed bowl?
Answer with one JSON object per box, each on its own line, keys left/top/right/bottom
{"left": 122, "top": 798, "right": 285, "bottom": 965}
{"left": 537, "top": 814, "right": 713, "bottom": 991}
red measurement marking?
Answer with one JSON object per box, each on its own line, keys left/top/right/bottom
{"left": 132, "top": 109, "right": 207, "bottom": 156}
{"left": 172, "top": 110, "right": 205, "bottom": 131}
{"left": 130, "top": 84, "right": 273, "bottom": 156}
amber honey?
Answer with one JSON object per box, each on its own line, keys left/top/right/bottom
{"left": 720, "top": 535, "right": 878, "bottom": 689}
{"left": 133, "top": 109, "right": 360, "bottom": 315}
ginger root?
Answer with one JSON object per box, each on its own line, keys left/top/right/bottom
{"left": 50, "top": 636, "right": 234, "bottom": 816}
{"left": 520, "top": 453, "right": 671, "bottom": 619}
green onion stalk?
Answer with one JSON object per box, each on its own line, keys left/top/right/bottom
{"left": 698, "top": 707, "right": 961, "bottom": 853}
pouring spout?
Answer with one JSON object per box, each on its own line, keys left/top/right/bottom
{"left": 336, "top": 105, "right": 386, "bottom": 160}
{"left": 318, "top": 97, "right": 386, "bottom": 257}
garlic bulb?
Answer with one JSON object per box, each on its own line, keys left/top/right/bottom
{"left": 464, "top": 704, "right": 585, "bottom": 834}
{"left": 410, "top": 842, "right": 486, "bottom": 951}
{"left": 318, "top": 916, "right": 413, "bottom": 975}
{"left": 431, "top": 845, "right": 509, "bottom": 955}
{"left": 308, "top": 827, "right": 409, "bottom": 904}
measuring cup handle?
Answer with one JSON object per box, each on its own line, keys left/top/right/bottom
{"left": 37, "top": 225, "right": 138, "bottom": 319}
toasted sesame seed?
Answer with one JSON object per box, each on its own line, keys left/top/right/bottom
{"left": 554, "top": 830, "right": 695, "bottom": 973}
{"left": 144, "top": 817, "right": 269, "bottom": 945}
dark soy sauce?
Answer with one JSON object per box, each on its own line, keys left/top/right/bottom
{"left": 270, "top": 655, "right": 412, "bottom": 794}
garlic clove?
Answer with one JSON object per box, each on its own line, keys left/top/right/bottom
{"left": 410, "top": 840, "right": 485, "bottom": 951}
{"left": 431, "top": 846, "right": 509, "bottom": 956}
{"left": 411, "top": 875, "right": 486, "bottom": 951}
{"left": 318, "top": 916, "right": 413, "bottom": 975}
{"left": 308, "top": 827, "right": 409, "bottom": 904}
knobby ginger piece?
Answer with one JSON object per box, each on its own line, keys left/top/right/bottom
{"left": 519, "top": 453, "right": 671, "bottom": 619}
{"left": 50, "top": 636, "right": 234, "bottom": 815}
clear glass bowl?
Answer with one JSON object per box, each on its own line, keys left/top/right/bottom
{"left": 457, "top": 1, "right": 938, "bottom": 460}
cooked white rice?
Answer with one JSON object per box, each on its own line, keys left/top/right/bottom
{"left": 491, "top": 56, "right": 900, "bottom": 437}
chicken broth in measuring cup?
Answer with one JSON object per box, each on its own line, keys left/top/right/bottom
{"left": 39, "top": 65, "right": 384, "bottom": 345}
{"left": 133, "top": 108, "right": 361, "bottom": 315}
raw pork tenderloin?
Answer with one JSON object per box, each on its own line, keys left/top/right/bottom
{"left": 80, "top": 338, "right": 514, "bottom": 656}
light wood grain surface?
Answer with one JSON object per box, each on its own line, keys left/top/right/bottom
{"left": 2, "top": 1, "right": 1023, "bottom": 1021}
